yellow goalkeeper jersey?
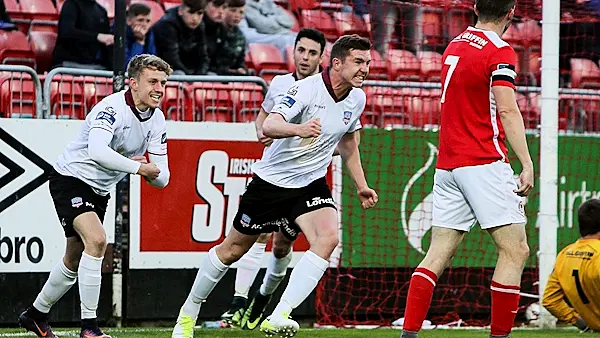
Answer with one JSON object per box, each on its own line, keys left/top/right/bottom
{"left": 542, "top": 239, "right": 600, "bottom": 330}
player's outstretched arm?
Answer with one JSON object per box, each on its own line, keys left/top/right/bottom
{"left": 255, "top": 108, "right": 273, "bottom": 146}
{"left": 541, "top": 268, "right": 581, "bottom": 327}
{"left": 337, "top": 131, "right": 377, "bottom": 209}
{"left": 88, "top": 127, "right": 143, "bottom": 174}
{"left": 493, "top": 86, "right": 534, "bottom": 196}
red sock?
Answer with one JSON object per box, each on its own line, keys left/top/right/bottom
{"left": 490, "top": 281, "right": 520, "bottom": 336}
{"left": 403, "top": 267, "right": 438, "bottom": 332}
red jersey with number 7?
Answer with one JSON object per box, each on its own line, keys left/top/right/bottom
{"left": 436, "top": 26, "right": 518, "bottom": 170}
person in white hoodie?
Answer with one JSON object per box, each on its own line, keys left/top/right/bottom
{"left": 239, "top": 0, "right": 297, "bottom": 57}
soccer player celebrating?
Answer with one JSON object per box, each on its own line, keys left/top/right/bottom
{"left": 220, "top": 28, "right": 328, "bottom": 329}
{"left": 400, "top": 1, "right": 534, "bottom": 338}
{"left": 18, "top": 54, "right": 172, "bottom": 338}
{"left": 542, "top": 199, "right": 600, "bottom": 332}
{"left": 172, "top": 34, "right": 377, "bottom": 338}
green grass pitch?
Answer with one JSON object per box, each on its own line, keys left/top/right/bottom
{"left": 0, "top": 327, "right": 587, "bottom": 338}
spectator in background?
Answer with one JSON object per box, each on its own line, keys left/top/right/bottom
{"left": 123, "top": 3, "right": 157, "bottom": 68}
{"left": 209, "top": 0, "right": 248, "bottom": 75}
{"left": 153, "top": 0, "right": 209, "bottom": 75}
{"left": 204, "top": 0, "right": 227, "bottom": 64}
{"left": 240, "top": 0, "right": 296, "bottom": 57}
{"left": 371, "top": 0, "right": 420, "bottom": 58}
{"left": 52, "top": 0, "right": 113, "bottom": 70}
{"left": 0, "top": 0, "right": 17, "bottom": 31}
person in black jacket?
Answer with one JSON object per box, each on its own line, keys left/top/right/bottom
{"left": 52, "top": 0, "right": 113, "bottom": 70}
{"left": 203, "top": 0, "right": 226, "bottom": 65}
{"left": 153, "top": 0, "right": 209, "bottom": 75}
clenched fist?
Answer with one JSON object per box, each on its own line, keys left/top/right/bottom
{"left": 298, "top": 118, "right": 321, "bottom": 138}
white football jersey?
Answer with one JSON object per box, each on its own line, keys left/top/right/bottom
{"left": 54, "top": 90, "right": 167, "bottom": 195}
{"left": 252, "top": 71, "right": 365, "bottom": 188}
{"left": 262, "top": 73, "right": 297, "bottom": 113}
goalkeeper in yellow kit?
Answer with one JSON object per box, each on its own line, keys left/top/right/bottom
{"left": 542, "top": 198, "right": 600, "bottom": 332}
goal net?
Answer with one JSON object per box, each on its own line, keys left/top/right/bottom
{"left": 314, "top": 0, "right": 600, "bottom": 327}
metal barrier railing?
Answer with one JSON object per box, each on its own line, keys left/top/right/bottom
{"left": 42, "top": 68, "right": 269, "bottom": 122}
{"left": 0, "top": 65, "right": 43, "bottom": 119}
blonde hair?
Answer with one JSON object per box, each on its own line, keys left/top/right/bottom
{"left": 127, "top": 54, "right": 173, "bottom": 79}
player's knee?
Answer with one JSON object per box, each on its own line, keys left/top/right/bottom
{"left": 84, "top": 233, "right": 107, "bottom": 256}
{"left": 216, "top": 242, "right": 247, "bottom": 265}
{"left": 501, "top": 239, "right": 529, "bottom": 263}
{"left": 314, "top": 233, "right": 339, "bottom": 256}
{"left": 256, "top": 233, "right": 271, "bottom": 244}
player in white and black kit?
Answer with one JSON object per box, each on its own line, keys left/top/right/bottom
{"left": 220, "top": 28, "right": 330, "bottom": 329}
{"left": 18, "top": 55, "right": 172, "bottom": 338}
{"left": 172, "top": 35, "right": 377, "bottom": 338}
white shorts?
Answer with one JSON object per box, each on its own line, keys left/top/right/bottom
{"left": 432, "top": 161, "right": 527, "bottom": 231}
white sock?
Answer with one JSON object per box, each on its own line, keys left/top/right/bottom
{"left": 234, "top": 242, "right": 266, "bottom": 298}
{"left": 259, "top": 249, "right": 292, "bottom": 296}
{"left": 78, "top": 252, "right": 103, "bottom": 319}
{"left": 181, "top": 247, "right": 229, "bottom": 318}
{"left": 33, "top": 260, "right": 78, "bottom": 313}
{"left": 271, "top": 251, "right": 328, "bottom": 317}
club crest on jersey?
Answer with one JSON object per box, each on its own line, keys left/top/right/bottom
{"left": 96, "top": 111, "right": 116, "bottom": 125}
{"left": 240, "top": 214, "right": 251, "bottom": 227}
{"left": 71, "top": 197, "right": 83, "bottom": 208}
{"left": 343, "top": 111, "right": 352, "bottom": 125}
{"left": 287, "top": 85, "right": 298, "bottom": 96}
{"left": 280, "top": 96, "right": 296, "bottom": 108}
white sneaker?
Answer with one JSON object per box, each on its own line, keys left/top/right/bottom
{"left": 260, "top": 313, "right": 299, "bottom": 337}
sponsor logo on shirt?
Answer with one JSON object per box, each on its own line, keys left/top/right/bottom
{"left": 280, "top": 96, "right": 296, "bottom": 108}
{"left": 96, "top": 111, "right": 116, "bottom": 125}
{"left": 71, "top": 197, "right": 83, "bottom": 208}
{"left": 343, "top": 111, "right": 352, "bottom": 125}
{"left": 287, "top": 85, "right": 298, "bottom": 96}
{"left": 497, "top": 63, "right": 515, "bottom": 71}
{"left": 161, "top": 132, "right": 167, "bottom": 144}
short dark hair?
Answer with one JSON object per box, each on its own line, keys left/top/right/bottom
{"left": 210, "top": 0, "right": 227, "bottom": 7}
{"left": 128, "top": 54, "right": 173, "bottom": 79}
{"left": 475, "top": 0, "right": 515, "bottom": 23}
{"left": 226, "top": 0, "right": 245, "bottom": 8}
{"left": 578, "top": 199, "right": 600, "bottom": 237}
{"left": 182, "top": 0, "right": 207, "bottom": 12}
{"left": 294, "top": 28, "right": 327, "bottom": 55}
{"left": 329, "top": 34, "right": 372, "bottom": 67}
{"left": 127, "top": 3, "right": 151, "bottom": 18}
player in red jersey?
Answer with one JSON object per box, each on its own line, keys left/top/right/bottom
{"left": 401, "top": 1, "right": 534, "bottom": 338}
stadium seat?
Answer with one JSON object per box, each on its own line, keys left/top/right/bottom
{"left": 129, "top": 0, "right": 165, "bottom": 26}
{"left": 320, "top": 43, "right": 332, "bottom": 69}
{"left": 386, "top": 49, "right": 421, "bottom": 81}
{"left": 300, "top": 10, "right": 337, "bottom": 41}
{"left": 421, "top": 8, "right": 443, "bottom": 47}
{"left": 417, "top": 51, "right": 442, "bottom": 82}
{"left": 0, "top": 30, "right": 36, "bottom": 69}
{"left": 288, "top": 8, "right": 300, "bottom": 32}
{"left": 230, "top": 83, "right": 265, "bottom": 122}
{"left": 55, "top": 0, "right": 66, "bottom": 12}
{"left": 285, "top": 45, "right": 295, "bottom": 73}
{"left": 516, "top": 92, "right": 539, "bottom": 129}
{"left": 332, "top": 12, "right": 369, "bottom": 38}
{"left": 559, "top": 93, "right": 600, "bottom": 132}
{"left": 162, "top": 2, "right": 179, "bottom": 10}
{"left": 162, "top": 81, "right": 191, "bottom": 121}
{"left": 447, "top": 9, "right": 474, "bottom": 40}
{"left": 0, "top": 72, "right": 36, "bottom": 118}
{"left": 28, "top": 19, "right": 58, "bottom": 33}
{"left": 520, "top": 19, "right": 542, "bottom": 47}
{"left": 189, "top": 83, "right": 234, "bottom": 122}
{"left": 48, "top": 75, "right": 85, "bottom": 119}
{"left": 29, "top": 31, "right": 57, "bottom": 74}
{"left": 570, "top": 58, "right": 600, "bottom": 88}
{"left": 367, "top": 49, "right": 387, "bottom": 80}
{"left": 18, "top": 0, "right": 58, "bottom": 21}
{"left": 96, "top": 0, "right": 115, "bottom": 19}
{"left": 248, "top": 43, "right": 288, "bottom": 83}
{"left": 82, "top": 76, "right": 113, "bottom": 114}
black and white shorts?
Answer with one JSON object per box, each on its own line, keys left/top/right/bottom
{"left": 48, "top": 169, "right": 110, "bottom": 239}
{"left": 233, "top": 175, "right": 336, "bottom": 240}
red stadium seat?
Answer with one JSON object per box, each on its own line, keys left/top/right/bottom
{"left": 29, "top": 31, "right": 57, "bottom": 74}
{"left": 161, "top": 81, "right": 191, "bottom": 121}
{"left": 285, "top": 45, "right": 295, "bottom": 73}
{"left": 332, "top": 12, "right": 369, "bottom": 37}
{"left": 29, "top": 19, "right": 58, "bottom": 33}
{"left": 231, "top": 83, "right": 265, "bottom": 122}
{"left": 559, "top": 94, "right": 600, "bottom": 132}
{"left": 0, "top": 30, "right": 36, "bottom": 69}
{"left": 367, "top": 49, "right": 387, "bottom": 80}
{"left": 417, "top": 51, "right": 442, "bottom": 82}
{"left": 320, "top": 43, "right": 331, "bottom": 69}
{"left": 447, "top": 9, "right": 474, "bottom": 40}
{"left": 386, "top": 49, "right": 421, "bottom": 81}
{"left": 48, "top": 75, "right": 85, "bottom": 119}
{"left": 570, "top": 58, "right": 600, "bottom": 88}
{"left": 189, "top": 83, "right": 234, "bottom": 122}
{"left": 162, "top": 2, "right": 179, "bottom": 10}
{"left": 301, "top": 10, "right": 337, "bottom": 41}
{"left": 18, "top": 0, "right": 58, "bottom": 21}
{"left": 82, "top": 76, "right": 113, "bottom": 114}
{"left": 96, "top": 0, "right": 115, "bottom": 19}
{"left": 0, "top": 72, "right": 37, "bottom": 118}
{"left": 129, "top": 0, "right": 165, "bottom": 26}
{"left": 421, "top": 8, "right": 443, "bottom": 47}
{"left": 248, "top": 43, "right": 288, "bottom": 83}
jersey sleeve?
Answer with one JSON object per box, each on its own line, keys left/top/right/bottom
{"left": 542, "top": 267, "right": 580, "bottom": 325}
{"left": 270, "top": 82, "right": 310, "bottom": 122}
{"left": 147, "top": 115, "right": 167, "bottom": 156}
{"left": 488, "top": 46, "right": 518, "bottom": 90}
{"left": 348, "top": 93, "right": 366, "bottom": 132}
{"left": 89, "top": 103, "right": 121, "bottom": 134}
{"left": 261, "top": 83, "right": 277, "bottom": 113}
